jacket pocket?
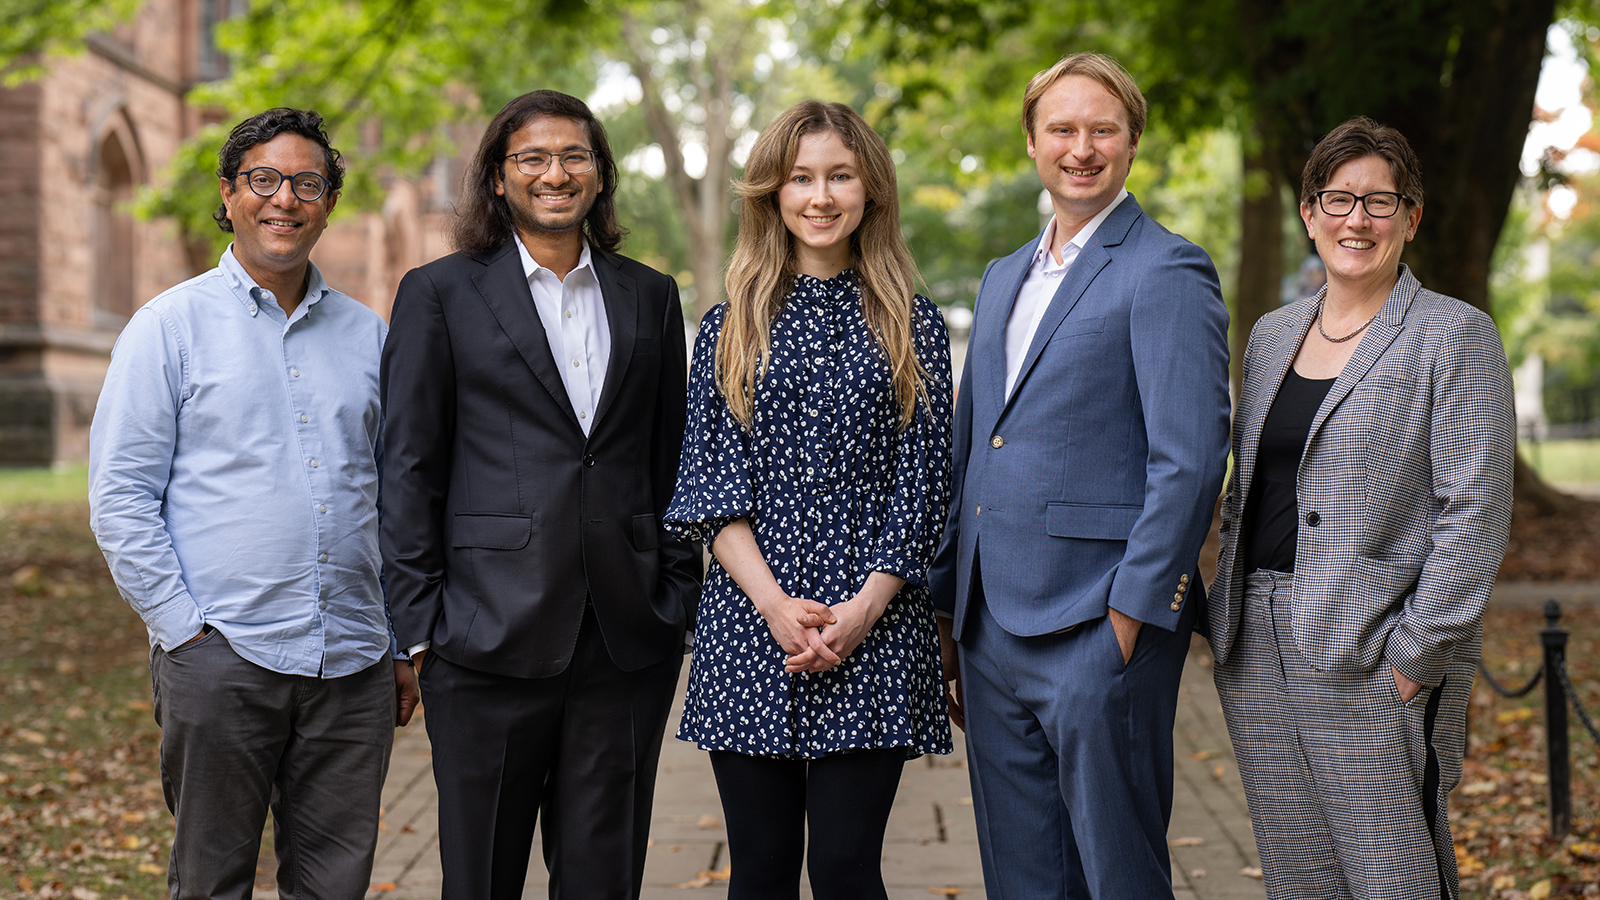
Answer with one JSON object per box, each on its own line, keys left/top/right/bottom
{"left": 631, "top": 513, "right": 660, "bottom": 551}
{"left": 1047, "top": 315, "right": 1106, "bottom": 343}
{"left": 1046, "top": 502, "right": 1142, "bottom": 540}
{"left": 452, "top": 513, "right": 533, "bottom": 550}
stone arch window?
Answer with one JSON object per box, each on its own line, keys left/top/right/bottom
{"left": 91, "top": 124, "right": 140, "bottom": 322}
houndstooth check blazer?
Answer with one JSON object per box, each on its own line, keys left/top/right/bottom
{"left": 1207, "top": 265, "right": 1516, "bottom": 686}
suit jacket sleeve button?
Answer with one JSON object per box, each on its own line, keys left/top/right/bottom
{"left": 1305, "top": 510, "right": 1320, "bottom": 526}
{"left": 1170, "top": 601, "right": 1181, "bottom": 612}
{"left": 990, "top": 435, "right": 1004, "bottom": 449}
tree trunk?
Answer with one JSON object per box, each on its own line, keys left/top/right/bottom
{"left": 1233, "top": 126, "right": 1285, "bottom": 398}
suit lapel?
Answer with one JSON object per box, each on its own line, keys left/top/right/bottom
{"left": 591, "top": 250, "right": 637, "bottom": 428}
{"left": 1003, "top": 197, "right": 1140, "bottom": 413}
{"left": 470, "top": 241, "right": 579, "bottom": 423}
{"left": 1236, "top": 299, "right": 1316, "bottom": 506}
{"left": 971, "top": 244, "right": 1033, "bottom": 422}
{"left": 1305, "top": 267, "right": 1420, "bottom": 446}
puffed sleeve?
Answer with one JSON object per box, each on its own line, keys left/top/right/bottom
{"left": 665, "top": 303, "right": 754, "bottom": 545}
{"left": 865, "top": 296, "right": 954, "bottom": 585}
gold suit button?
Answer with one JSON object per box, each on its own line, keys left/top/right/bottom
{"left": 990, "top": 435, "right": 1004, "bottom": 449}
{"left": 1174, "top": 592, "right": 1184, "bottom": 602}
{"left": 975, "top": 505, "right": 981, "bottom": 516}
{"left": 1170, "top": 601, "right": 1181, "bottom": 612}
{"left": 1179, "top": 574, "right": 1190, "bottom": 584}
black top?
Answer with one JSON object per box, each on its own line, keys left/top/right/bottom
{"left": 1242, "top": 367, "right": 1336, "bottom": 574}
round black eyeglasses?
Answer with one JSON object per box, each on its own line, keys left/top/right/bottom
{"left": 233, "top": 167, "right": 331, "bottom": 202}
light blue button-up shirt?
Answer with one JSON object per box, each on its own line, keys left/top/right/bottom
{"left": 89, "top": 247, "right": 392, "bottom": 677}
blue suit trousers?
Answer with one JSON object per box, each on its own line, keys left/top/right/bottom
{"left": 961, "top": 574, "right": 1190, "bottom": 898}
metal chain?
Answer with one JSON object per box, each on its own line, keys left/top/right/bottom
{"left": 1478, "top": 658, "right": 1544, "bottom": 698}
{"left": 1558, "top": 657, "right": 1600, "bottom": 747}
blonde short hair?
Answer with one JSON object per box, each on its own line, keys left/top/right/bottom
{"left": 1021, "top": 53, "right": 1147, "bottom": 142}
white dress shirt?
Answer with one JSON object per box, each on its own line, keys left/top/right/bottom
{"left": 1003, "top": 189, "right": 1129, "bottom": 398}
{"left": 515, "top": 233, "right": 610, "bottom": 435}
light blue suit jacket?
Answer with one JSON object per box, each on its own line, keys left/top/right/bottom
{"left": 930, "top": 195, "right": 1231, "bottom": 638}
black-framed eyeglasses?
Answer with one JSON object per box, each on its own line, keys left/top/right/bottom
{"left": 233, "top": 167, "right": 331, "bottom": 202}
{"left": 504, "top": 150, "right": 597, "bottom": 177}
{"left": 1315, "top": 190, "right": 1403, "bottom": 218}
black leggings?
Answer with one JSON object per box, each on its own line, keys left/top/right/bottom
{"left": 708, "top": 748, "right": 906, "bottom": 900}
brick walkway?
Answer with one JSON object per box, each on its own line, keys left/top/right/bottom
{"left": 345, "top": 635, "right": 1265, "bottom": 900}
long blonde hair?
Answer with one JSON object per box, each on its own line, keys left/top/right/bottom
{"left": 717, "top": 100, "right": 927, "bottom": 429}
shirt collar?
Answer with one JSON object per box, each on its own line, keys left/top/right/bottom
{"left": 1033, "top": 188, "right": 1130, "bottom": 267}
{"left": 217, "top": 245, "right": 331, "bottom": 314}
{"left": 514, "top": 233, "right": 593, "bottom": 283}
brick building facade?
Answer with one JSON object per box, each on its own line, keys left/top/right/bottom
{"left": 0, "top": 0, "right": 455, "bottom": 464}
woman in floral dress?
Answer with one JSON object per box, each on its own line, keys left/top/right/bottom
{"left": 665, "top": 100, "right": 952, "bottom": 899}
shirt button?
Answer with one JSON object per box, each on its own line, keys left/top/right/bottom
{"left": 319, "top": 505, "right": 327, "bottom": 514}
{"left": 319, "top": 600, "right": 328, "bottom": 610}
{"left": 565, "top": 310, "right": 572, "bottom": 318}
{"left": 572, "top": 359, "right": 580, "bottom": 367}
{"left": 990, "top": 435, "right": 1004, "bottom": 449}
{"left": 318, "top": 553, "right": 328, "bottom": 563}
{"left": 310, "top": 459, "right": 318, "bottom": 468}
{"left": 248, "top": 304, "right": 258, "bottom": 315}
{"left": 291, "top": 368, "right": 300, "bottom": 377}
{"left": 579, "top": 410, "right": 587, "bottom": 419}
{"left": 299, "top": 414, "right": 308, "bottom": 423}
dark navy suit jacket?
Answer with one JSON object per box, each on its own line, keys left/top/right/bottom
{"left": 930, "top": 195, "right": 1230, "bottom": 639}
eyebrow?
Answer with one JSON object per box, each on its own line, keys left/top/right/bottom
{"left": 510, "top": 144, "right": 593, "bottom": 154}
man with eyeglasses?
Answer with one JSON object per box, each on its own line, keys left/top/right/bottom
{"left": 380, "top": 90, "right": 701, "bottom": 898}
{"left": 89, "top": 108, "right": 417, "bottom": 899}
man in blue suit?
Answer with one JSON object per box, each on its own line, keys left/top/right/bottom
{"left": 929, "top": 53, "right": 1230, "bottom": 898}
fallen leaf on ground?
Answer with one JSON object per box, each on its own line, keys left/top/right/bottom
{"left": 1189, "top": 750, "right": 1216, "bottom": 761}
{"left": 1190, "top": 869, "right": 1207, "bottom": 879}
{"left": 1530, "top": 879, "right": 1552, "bottom": 900}
{"left": 136, "top": 865, "right": 163, "bottom": 876}
{"left": 1240, "top": 867, "right": 1263, "bottom": 879}
{"left": 1170, "top": 836, "right": 1205, "bottom": 847}
{"left": 1210, "top": 764, "right": 1226, "bottom": 778}
{"left": 1493, "top": 875, "right": 1517, "bottom": 890}
{"left": 696, "top": 814, "right": 721, "bottom": 829}
{"left": 671, "top": 876, "right": 712, "bottom": 889}
{"left": 1569, "top": 841, "right": 1600, "bottom": 862}
{"left": 927, "top": 887, "right": 962, "bottom": 896}
{"left": 1460, "top": 780, "right": 1498, "bottom": 795}
{"left": 369, "top": 883, "right": 397, "bottom": 892}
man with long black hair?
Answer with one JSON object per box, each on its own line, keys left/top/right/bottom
{"left": 380, "top": 90, "right": 701, "bottom": 898}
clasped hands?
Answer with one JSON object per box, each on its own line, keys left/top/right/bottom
{"left": 755, "top": 572, "right": 902, "bottom": 674}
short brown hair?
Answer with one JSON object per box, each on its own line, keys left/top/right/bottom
{"left": 1021, "top": 53, "right": 1147, "bottom": 142}
{"left": 1300, "top": 117, "right": 1424, "bottom": 209}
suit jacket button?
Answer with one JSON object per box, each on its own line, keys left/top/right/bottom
{"left": 583, "top": 454, "right": 596, "bottom": 467}
{"left": 990, "top": 435, "right": 1004, "bottom": 449}
{"left": 1305, "top": 510, "right": 1320, "bottom": 526}
{"left": 1170, "top": 601, "right": 1181, "bottom": 612}
{"left": 1174, "top": 592, "right": 1183, "bottom": 602}
{"left": 1179, "top": 573, "right": 1190, "bottom": 584}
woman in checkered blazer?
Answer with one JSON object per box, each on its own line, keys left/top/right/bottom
{"left": 1204, "top": 117, "right": 1516, "bottom": 899}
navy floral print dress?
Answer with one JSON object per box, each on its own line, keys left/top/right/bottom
{"left": 665, "top": 270, "right": 954, "bottom": 759}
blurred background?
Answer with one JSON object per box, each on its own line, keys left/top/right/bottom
{"left": 0, "top": 0, "right": 1596, "bottom": 499}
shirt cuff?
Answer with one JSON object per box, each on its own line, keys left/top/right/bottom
{"left": 405, "top": 640, "right": 432, "bottom": 659}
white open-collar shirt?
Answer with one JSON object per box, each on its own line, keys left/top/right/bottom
{"left": 1003, "top": 188, "right": 1129, "bottom": 398}
{"left": 515, "top": 233, "right": 610, "bottom": 435}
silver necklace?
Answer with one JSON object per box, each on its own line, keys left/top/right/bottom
{"left": 1315, "top": 298, "right": 1377, "bottom": 343}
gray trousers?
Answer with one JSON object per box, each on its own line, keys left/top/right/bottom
{"left": 151, "top": 628, "right": 395, "bottom": 900}
{"left": 1213, "top": 570, "right": 1469, "bottom": 900}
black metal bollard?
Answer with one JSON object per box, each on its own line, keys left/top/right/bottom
{"left": 1544, "top": 599, "right": 1571, "bottom": 839}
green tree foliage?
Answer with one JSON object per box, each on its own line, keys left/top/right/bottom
{"left": 0, "top": 0, "right": 140, "bottom": 85}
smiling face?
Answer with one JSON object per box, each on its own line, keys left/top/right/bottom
{"left": 219, "top": 133, "right": 337, "bottom": 288}
{"left": 494, "top": 115, "right": 603, "bottom": 242}
{"left": 1027, "top": 74, "right": 1138, "bottom": 235}
{"left": 777, "top": 130, "right": 867, "bottom": 278}
{"left": 1301, "top": 154, "right": 1421, "bottom": 293}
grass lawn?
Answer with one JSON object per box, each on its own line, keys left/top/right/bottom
{"left": 1524, "top": 439, "right": 1600, "bottom": 488}
{"left": 0, "top": 465, "right": 88, "bottom": 507}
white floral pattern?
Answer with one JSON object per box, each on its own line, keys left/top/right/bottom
{"left": 666, "top": 271, "right": 954, "bottom": 758}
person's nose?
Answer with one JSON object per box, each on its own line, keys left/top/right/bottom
{"left": 268, "top": 177, "right": 301, "bottom": 206}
